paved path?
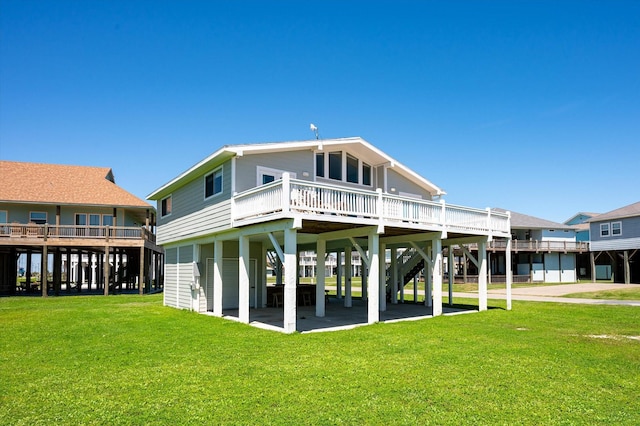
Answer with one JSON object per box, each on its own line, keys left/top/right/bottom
{"left": 454, "top": 283, "right": 640, "bottom": 306}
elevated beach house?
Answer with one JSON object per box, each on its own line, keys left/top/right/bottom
{"left": 0, "top": 161, "right": 164, "bottom": 296}
{"left": 484, "top": 209, "right": 587, "bottom": 283}
{"left": 588, "top": 201, "right": 640, "bottom": 283}
{"left": 148, "top": 137, "right": 512, "bottom": 333}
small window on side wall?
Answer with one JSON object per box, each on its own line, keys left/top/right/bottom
{"left": 205, "top": 167, "right": 223, "bottom": 198}
{"left": 30, "top": 211, "right": 47, "bottom": 224}
{"left": 161, "top": 196, "right": 172, "bottom": 217}
{"left": 600, "top": 223, "right": 609, "bottom": 237}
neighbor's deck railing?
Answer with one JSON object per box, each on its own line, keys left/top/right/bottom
{"left": 232, "top": 174, "right": 510, "bottom": 235}
{"left": 0, "top": 223, "right": 156, "bottom": 243}
{"left": 488, "top": 239, "right": 589, "bottom": 252}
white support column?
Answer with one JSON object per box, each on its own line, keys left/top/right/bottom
{"left": 478, "top": 239, "right": 488, "bottom": 311}
{"left": 336, "top": 250, "right": 342, "bottom": 299}
{"left": 390, "top": 247, "right": 398, "bottom": 305}
{"left": 362, "top": 264, "right": 368, "bottom": 301}
{"left": 487, "top": 251, "right": 492, "bottom": 285}
{"left": 506, "top": 238, "right": 512, "bottom": 311}
{"left": 316, "top": 239, "right": 326, "bottom": 317}
{"left": 368, "top": 231, "right": 380, "bottom": 324}
{"left": 379, "top": 242, "right": 386, "bottom": 312}
{"left": 239, "top": 235, "right": 250, "bottom": 324}
{"left": 426, "top": 256, "right": 432, "bottom": 308}
{"left": 448, "top": 247, "right": 454, "bottom": 307}
{"left": 432, "top": 238, "right": 443, "bottom": 316}
{"left": 261, "top": 243, "right": 268, "bottom": 308}
{"left": 213, "top": 240, "right": 223, "bottom": 317}
{"left": 344, "top": 247, "right": 352, "bottom": 308}
{"left": 413, "top": 276, "right": 418, "bottom": 303}
{"left": 284, "top": 227, "right": 298, "bottom": 333}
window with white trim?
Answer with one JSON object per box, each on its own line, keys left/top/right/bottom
{"left": 161, "top": 196, "right": 172, "bottom": 217}
{"left": 205, "top": 167, "right": 223, "bottom": 198}
{"left": 611, "top": 221, "right": 622, "bottom": 236}
{"left": 317, "top": 150, "right": 373, "bottom": 187}
{"left": 600, "top": 223, "right": 610, "bottom": 237}
{"left": 328, "top": 151, "right": 342, "bottom": 180}
{"left": 29, "top": 211, "right": 47, "bottom": 224}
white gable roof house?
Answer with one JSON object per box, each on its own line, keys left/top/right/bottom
{"left": 148, "top": 137, "right": 512, "bottom": 333}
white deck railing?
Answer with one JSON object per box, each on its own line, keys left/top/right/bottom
{"left": 232, "top": 174, "right": 510, "bottom": 235}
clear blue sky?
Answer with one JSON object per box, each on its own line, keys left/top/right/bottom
{"left": 1, "top": 1, "right": 638, "bottom": 223}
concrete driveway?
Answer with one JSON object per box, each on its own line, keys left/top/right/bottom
{"left": 455, "top": 283, "right": 640, "bottom": 306}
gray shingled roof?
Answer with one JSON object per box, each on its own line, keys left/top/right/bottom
{"left": 588, "top": 201, "right": 640, "bottom": 222}
{"left": 493, "top": 208, "right": 575, "bottom": 230}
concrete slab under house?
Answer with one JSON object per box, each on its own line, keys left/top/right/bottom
{"left": 147, "top": 137, "right": 513, "bottom": 333}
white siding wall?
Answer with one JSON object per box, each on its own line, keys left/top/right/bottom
{"left": 235, "top": 150, "right": 314, "bottom": 193}
{"left": 386, "top": 169, "right": 433, "bottom": 200}
{"left": 157, "top": 200, "right": 231, "bottom": 245}
{"left": 156, "top": 160, "right": 233, "bottom": 245}
{"left": 591, "top": 237, "right": 640, "bottom": 251}
{"left": 177, "top": 246, "right": 193, "bottom": 309}
{"left": 164, "top": 247, "right": 178, "bottom": 308}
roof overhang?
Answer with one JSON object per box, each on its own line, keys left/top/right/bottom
{"left": 147, "top": 137, "right": 445, "bottom": 200}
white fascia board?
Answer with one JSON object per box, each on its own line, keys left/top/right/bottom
{"left": 147, "top": 147, "right": 235, "bottom": 200}
{"left": 356, "top": 138, "right": 446, "bottom": 196}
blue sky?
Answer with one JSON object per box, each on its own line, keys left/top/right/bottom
{"left": 1, "top": 0, "right": 638, "bottom": 223}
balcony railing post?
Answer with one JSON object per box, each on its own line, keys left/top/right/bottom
{"left": 376, "top": 188, "right": 384, "bottom": 231}
{"left": 282, "top": 172, "right": 291, "bottom": 214}
{"left": 439, "top": 199, "right": 446, "bottom": 230}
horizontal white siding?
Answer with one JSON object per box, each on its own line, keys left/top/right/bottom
{"left": 590, "top": 237, "right": 640, "bottom": 251}
{"left": 157, "top": 200, "right": 231, "bottom": 245}
{"left": 177, "top": 246, "right": 194, "bottom": 309}
{"left": 163, "top": 247, "right": 178, "bottom": 308}
{"left": 235, "top": 151, "right": 313, "bottom": 193}
{"left": 386, "top": 169, "right": 433, "bottom": 200}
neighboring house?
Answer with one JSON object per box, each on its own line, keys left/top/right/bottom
{"left": 0, "top": 161, "right": 164, "bottom": 296}
{"left": 588, "top": 201, "right": 640, "bottom": 284}
{"left": 483, "top": 209, "right": 587, "bottom": 283}
{"left": 565, "top": 212, "right": 600, "bottom": 242}
{"left": 147, "top": 137, "right": 512, "bottom": 333}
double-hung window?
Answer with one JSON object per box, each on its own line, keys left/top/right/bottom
{"left": 600, "top": 223, "right": 610, "bottom": 237}
{"left": 205, "top": 167, "right": 223, "bottom": 198}
{"left": 611, "top": 221, "right": 622, "bottom": 236}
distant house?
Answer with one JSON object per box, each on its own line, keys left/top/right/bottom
{"left": 0, "top": 161, "right": 164, "bottom": 296}
{"left": 484, "top": 209, "right": 588, "bottom": 283}
{"left": 148, "top": 137, "right": 512, "bottom": 333}
{"left": 588, "top": 201, "right": 640, "bottom": 284}
{"left": 565, "top": 212, "right": 600, "bottom": 242}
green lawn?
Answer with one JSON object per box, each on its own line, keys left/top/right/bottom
{"left": 563, "top": 286, "right": 640, "bottom": 300}
{"left": 1, "top": 295, "right": 639, "bottom": 425}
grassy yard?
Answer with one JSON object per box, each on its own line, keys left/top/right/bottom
{"left": 1, "top": 295, "right": 639, "bottom": 425}
{"left": 563, "top": 286, "right": 640, "bottom": 300}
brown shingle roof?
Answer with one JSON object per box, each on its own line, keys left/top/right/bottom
{"left": 0, "top": 161, "right": 151, "bottom": 208}
{"left": 589, "top": 201, "right": 640, "bottom": 222}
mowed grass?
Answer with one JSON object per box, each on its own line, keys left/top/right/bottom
{"left": 563, "top": 286, "right": 640, "bottom": 300}
{"left": 1, "top": 295, "right": 639, "bottom": 425}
